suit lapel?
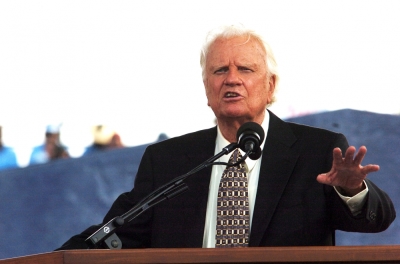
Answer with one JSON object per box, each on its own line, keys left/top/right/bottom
{"left": 250, "top": 111, "right": 299, "bottom": 246}
{"left": 179, "top": 127, "right": 217, "bottom": 247}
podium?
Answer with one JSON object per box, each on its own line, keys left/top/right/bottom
{"left": 1, "top": 246, "right": 400, "bottom": 263}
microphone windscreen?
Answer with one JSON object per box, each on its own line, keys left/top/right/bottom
{"left": 236, "top": 122, "right": 265, "bottom": 145}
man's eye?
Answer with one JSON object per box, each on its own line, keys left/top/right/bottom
{"left": 214, "top": 67, "right": 228, "bottom": 74}
{"left": 238, "top": 66, "right": 252, "bottom": 72}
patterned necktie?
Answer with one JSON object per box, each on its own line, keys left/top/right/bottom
{"left": 215, "top": 148, "right": 250, "bottom": 247}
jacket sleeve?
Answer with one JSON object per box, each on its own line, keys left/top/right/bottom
{"left": 328, "top": 134, "right": 396, "bottom": 233}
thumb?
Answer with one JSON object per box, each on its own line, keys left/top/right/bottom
{"left": 316, "top": 173, "right": 332, "bottom": 185}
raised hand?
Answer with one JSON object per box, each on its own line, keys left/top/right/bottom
{"left": 316, "top": 146, "right": 380, "bottom": 196}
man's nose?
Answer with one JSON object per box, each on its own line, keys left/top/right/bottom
{"left": 224, "top": 69, "right": 242, "bottom": 86}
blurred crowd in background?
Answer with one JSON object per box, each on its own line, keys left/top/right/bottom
{"left": 0, "top": 124, "right": 127, "bottom": 171}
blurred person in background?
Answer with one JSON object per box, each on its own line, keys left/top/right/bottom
{"left": 83, "top": 125, "right": 124, "bottom": 156}
{"left": 29, "top": 124, "right": 69, "bottom": 165}
{"left": 0, "top": 126, "right": 19, "bottom": 170}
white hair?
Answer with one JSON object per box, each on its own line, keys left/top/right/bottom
{"left": 200, "top": 24, "right": 279, "bottom": 90}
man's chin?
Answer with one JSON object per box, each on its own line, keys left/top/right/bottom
{"left": 218, "top": 112, "right": 251, "bottom": 122}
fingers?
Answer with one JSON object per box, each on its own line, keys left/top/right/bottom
{"left": 321, "top": 146, "right": 379, "bottom": 189}
{"left": 332, "top": 147, "right": 344, "bottom": 164}
{"left": 339, "top": 146, "right": 369, "bottom": 165}
{"left": 353, "top": 146, "right": 367, "bottom": 165}
{"left": 344, "top": 146, "right": 356, "bottom": 165}
{"left": 362, "top": 164, "right": 380, "bottom": 174}
{"left": 333, "top": 145, "right": 380, "bottom": 174}
{"left": 316, "top": 173, "right": 330, "bottom": 185}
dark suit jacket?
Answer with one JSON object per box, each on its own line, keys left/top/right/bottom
{"left": 57, "top": 111, "right": 395, "bottom": 250}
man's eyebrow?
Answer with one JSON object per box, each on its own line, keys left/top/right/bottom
{"left": 210, "top": 62, "right": 258, "bottom": 70}
{"left": 215, "top": 66, "right": 229, "bottom": 70}
{"left": 209, "top": 65, "right": 228, "bottom": 72}
{"left": 239, "top": 63, "right": 258, "bottom": 69}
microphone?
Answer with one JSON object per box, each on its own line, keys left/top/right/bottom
{"left": 236, "top": 122, "right": 265, "bottom": 160}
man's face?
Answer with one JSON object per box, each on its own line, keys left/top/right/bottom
{"left": 46, "top": 133, "right": 60, "bottom": 145}
{"left": 203, "top": 36, "right": 275, "bottom": 124}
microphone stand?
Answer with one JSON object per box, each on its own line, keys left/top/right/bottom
{"left": 85, "top": 142, "right": 239, "bottom": 249}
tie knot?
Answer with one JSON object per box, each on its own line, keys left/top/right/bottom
{"left": 230, "top": 149, "right": 242, "bottom": 164}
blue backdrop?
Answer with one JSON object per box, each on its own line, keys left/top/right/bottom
{"left": 0, "top": 109, "right": 399, "bottom": 260}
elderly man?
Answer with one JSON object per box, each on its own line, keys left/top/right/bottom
{"left": 57, "top": 25, "right": 395, "bottom": 250}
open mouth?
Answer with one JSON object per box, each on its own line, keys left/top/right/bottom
{"left": 224, "top": 92, "right": 240, "bottom": 98}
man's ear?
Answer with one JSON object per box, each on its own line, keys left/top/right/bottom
{"left": 267, "top": 75, "right": 276, "bottom": 104}
{"left": 269, "top": 75, "right": 276, "bottom": 92}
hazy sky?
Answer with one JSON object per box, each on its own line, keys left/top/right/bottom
{"left": 1, "top": 0, "right": 399, "bottom": 161}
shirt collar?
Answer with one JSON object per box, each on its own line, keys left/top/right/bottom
{"left": 216, "top": 110, "right": 270, "bottom": 172}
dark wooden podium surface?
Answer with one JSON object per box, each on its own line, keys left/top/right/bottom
{"left": 1, "top": 246, "right": 400, "bottom": 263}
